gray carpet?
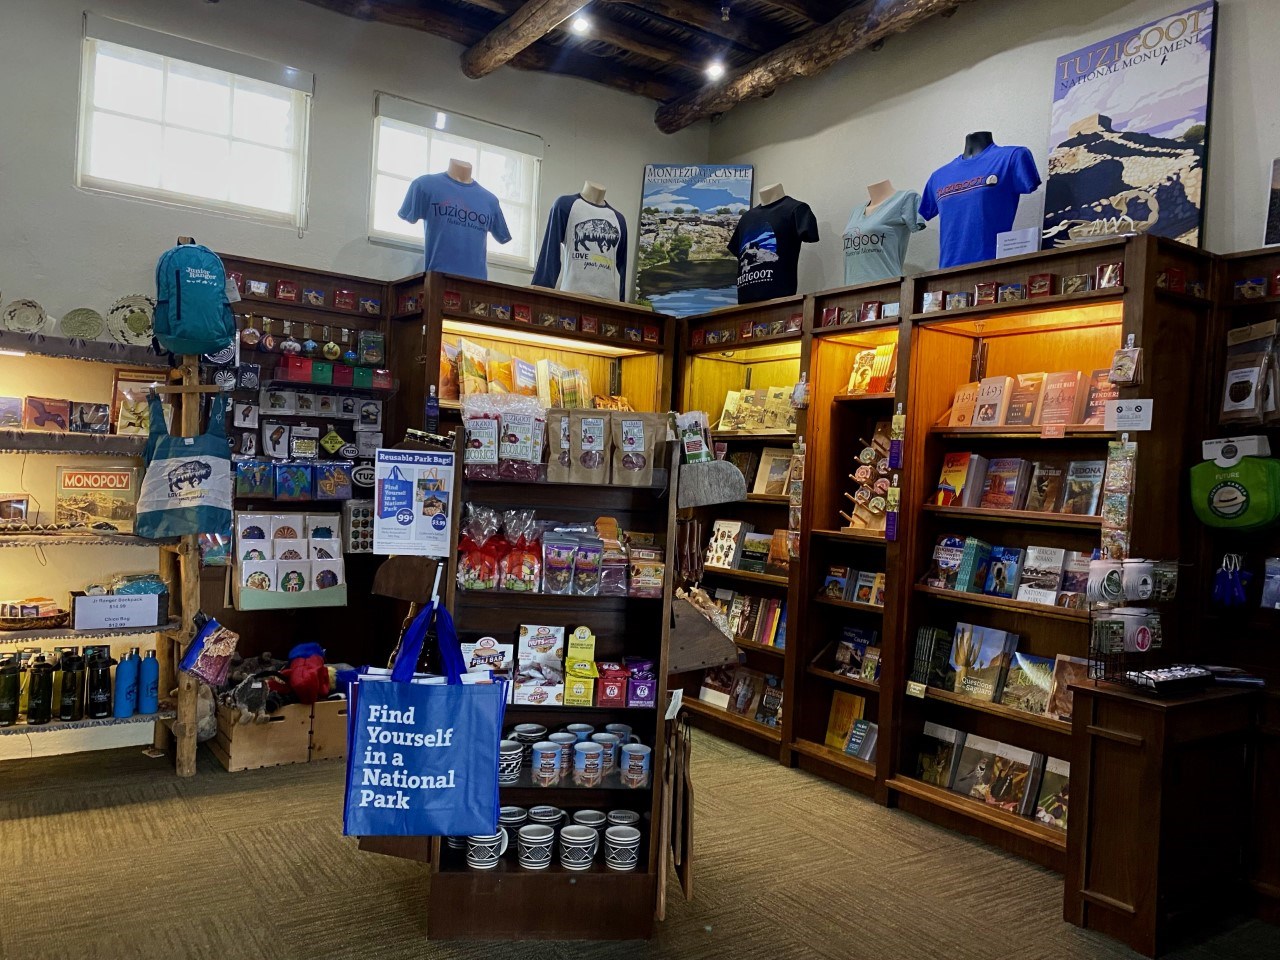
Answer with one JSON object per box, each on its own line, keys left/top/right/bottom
{"left": 0, "top": 732, "right": 1275, "bottom": 960}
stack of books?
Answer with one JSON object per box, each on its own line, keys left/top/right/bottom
{"left": 819, "top": 565, "right": 886, "bottom": 606}
{"left": 845, "top": 342, "right": 898, "bottom": 395}
{"left": 699, "top": 665, "right": 784, "bottom": 726}
{"left": 824, "top": 690, "right": 880, "bottom": 761}
{"left": 946, "top": 368, "right": 1114, "bottom": 428}
{"left": 819, "top": 625, "right": 880, "bottom": 683}
{"left": 711, "top": 587, "right": 787, "bottom": 648}
{"left": 933, "top": 455, "right": 1104, "bottom": 516}
{"left": 718, "top": 386, "right": 797, "bottom": 433}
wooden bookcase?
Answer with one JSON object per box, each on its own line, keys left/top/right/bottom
{"left": 669, "top": 295, "right": 807, "bottom": 761}
{"left": 888, "top": 236, "right": 1214, "bottom": 870}
{"left": 789, "top": 278, "right": 907, "bottom": 798}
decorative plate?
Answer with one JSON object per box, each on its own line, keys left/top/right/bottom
{"left": 2, "top": 299, "right": 48, "bottom": 334}
{"left": 59, "top": 307, "right": 105, "bottom": 340}
{"left": 106, "top": 295, "right": 155, "bottom": 346}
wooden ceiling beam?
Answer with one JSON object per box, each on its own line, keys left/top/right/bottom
{"left": 655, "top": 0, "right": 977, "bottom": 132}
{"left": 300, "top": 0, "right": 483, "bottom": 45}
{"left": 753, "top": 0, "right": 829, "bottom": 28}
{"left": 461, "top": 0, "right": 589, "bottom": 79}
{"left": 511, "top": 45, "right": 688, "bottom": 100}
{"left": 616, "top": 1, "right": 772, "bottom": 52}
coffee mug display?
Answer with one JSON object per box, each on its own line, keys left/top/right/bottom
{"left": 531, "top": 740, "right": 563, "bottom": 786}
{"left": 573, "top": 742, "right": 605, "bottom": 787}
{"left": 558, "top": 824, "right": 598, "bottom": 871}
{"left": 604, "top": 723, "right": 640, "bottom": 743}
{"left": 604, "top": 825, "right": 641, "bottom": 872}
{"left": 528, "top": 804, "right": 563, "bottom": 828}
{"left": 548, "top": 732, "right": 577, "bottom": 775}
{"left": 498, "top": 805, "right": 527, "bottom": 836}
{"left": 572, "top": 809, "right": 607, "bottom": 834}
{"left": 565, "top": 723, "right": 594, "bottom": 741}
{"left": 512, "top": 723, "right": 547, "bottom": 756}
{"left": 517, "top": 823, "right": 555, "bottom": 870}
{"left": 466, "top": 829, "right": 508, "bottom": 870}
{"left": 590, "top": 732, "right": 621, "bottom": 772}
{"left": 499, "top": 739, "right": 522, "bottom": 785}
{"left": 607, "top": 809, "right": 641, "bottom": 828}
{"left": 621, "top": 743, "right": 652, "bottom": 788}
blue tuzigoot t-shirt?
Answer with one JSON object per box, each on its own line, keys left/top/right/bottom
{"left": 398, "top": 173, "right": 512, "bottom": 280}
{"left": 919, "top": 144, "right": 1041, "bottom": 268}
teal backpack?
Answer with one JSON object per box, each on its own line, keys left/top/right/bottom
{"left": 153, "top": 243, "right": 235, "bottom": 356}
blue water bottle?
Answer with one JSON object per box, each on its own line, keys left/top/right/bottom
{"left": 138, "top": 650, "right": 159, "bottom": 714}
{"left": 113, "top": 648, "right": 139, "bottom": 718}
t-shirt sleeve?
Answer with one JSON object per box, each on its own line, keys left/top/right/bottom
{"left": 1010, "top": 147, "right": 1042, "bottom": 195}
{"left": 903, "top": 191, "right": 927, "bottom": 232}
{"left": 727, "top": 218, "right": 744, "bottom": 256}
{"left": 488, "top": 195, "right": 512, "bottom": 245}
{"left": 397, "top": 178, "right": 428, "bottom": 224}
{"left": 614, "top": 209, "right": 629, "bottom": 301}
{"left": 795, "top": 202, "right": 819, "bottom": 243}
{"left": 531, "top": 196, "right": 570, "bottom": 288}
{"left": 919, "top": 177, "right": 939, "bottom": 221}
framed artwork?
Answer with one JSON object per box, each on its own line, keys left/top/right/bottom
{"left": 1043, "top": 2, "right": 1217, "bottom": 248}
{"left": 635, "top": 163, "right": 753, "bottom": 316}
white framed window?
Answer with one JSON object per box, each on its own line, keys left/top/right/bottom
{"left": 370, "top": 93, "right": 543, "bottom": 272}
{"left": 77, "top": 14, "right": 313, "bottom": 227}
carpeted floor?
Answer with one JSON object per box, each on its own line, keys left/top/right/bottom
{"left": 1, "top": 732, "right": 1276, "bottom": 960}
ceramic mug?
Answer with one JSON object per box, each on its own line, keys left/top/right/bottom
{"left": 530, "top": 740, "right": 563, "bottom": 786}
{"left": 528, "top": 804, "right": 563, "bottom": 828}
{"left": 590, "top": 732, "right": 621, "bottom": 772}
{"left": 512, "top": 722, "right": 547, "bottom": 741}
{"left": 603, "top": 824, "right": 641, "bottom": 872}
{"left": 572, "top": 809, "right": 607, "bottom": 834}
{"left": 573, "top": 742, "right": 605, "bottom": 787}
{"left": 607, "top": 809, "right": 641, "bottom": 828}
{"left": 604, "top": 723, "right": 641, "bottom": 743}
{"left": 565, "top": 723, "right": 594, "bottom": 742}
{"left": 517, "top": 823, "right": 554, "bottom": 871}
{"left": 548, "top": 732, "right": 577, "bottom": 776}
{"left": 498, "top": 739, "right": 522, "bottom": 784}
{"left": 1122, "top": 559, "right": 1155, "bottom": 601}
{"left": 558, "top": 824, "right": 599, "bottom": 871}
{"left": 445, "top": 835, "right": 466, "bottom": 850}
{"left": 466, "top": 829, "right": 508, "bottom": 870}
{"left": 621, "top": 743, "right": 652, "bottom": 788}
{"left": 498, "top": 805, "right": 528, "bottom": 835}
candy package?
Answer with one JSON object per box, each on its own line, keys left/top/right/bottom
{"left": 542, "top": 534, "right": 577, "bottom": 595}
{"left": 573, "top": 536, "right": 604, "bottom": 596}
{"left": 612, "top": 412, "right": 666, "bottom": 487}
{"left": 457, "top": 503, "right": 502, "bottom": 591}
{"left": 569, "top": 410, "right": 611, "bottom": 484}
{"left": 546, "top": 409, "right": 573, "bottom": 484}
{"left": 499, "top": 509, "right": 541, "bottom": 592}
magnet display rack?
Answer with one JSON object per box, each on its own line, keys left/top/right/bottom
{"left": 892, "top": 236, "right": 1214, "bottom": 871}
{"left": 0, "top": 337, "right": 202, "bottom": 776}
{"left": 789, "top": 278, "right": 908, "bottom": 799}
{"left": 383, "top": 275, "right": 679, "bottom": 940}
{"left": 670, "top": 295, "right": 807, "bottom": 761}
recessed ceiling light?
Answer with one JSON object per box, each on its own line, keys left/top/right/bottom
{"left": 571, "top": 14, "right": 591, "bottom": 34}
{"left": 705, "top": 61, "right": 726, "bottom": 81}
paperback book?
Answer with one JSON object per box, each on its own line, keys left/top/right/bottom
{"left": 754, "top": 674, "right": 784, "bottom": 727}
{"left": 949, "top": 623, "right": 1016, "bottom": 702}
{"left": 950, "top": 734, "right": 1038, "bottom": 814}
{"left": 997, "top": 652, "right": 1056, "bottom": 714}
{"left": 1004, "top": 373, "right": 1045, "bottom": 426}
{"left": 916, "top": 721, "right": 964, "bottom": 787}
{"left": 978, "top": 458, "right": 1030, "bottom": 510}
{"left": 921, "top": 534, "right": 965, "bottom": 589}
{"left": 844, "top": 719, "right": 879, "bottom": 761}
{"left": 705, "top": 520, "right": 752, "bottom": 570}
{"left": 1034, "top": 756, "right": 1070, "bottom": 831}
{"left": 861, "top": 646, "right": 882, "bottom": 683}
{"left": 1015, "top": 546, "right": 1066, "bottom": 605}
{"left": 738, "top": 532, "right": 774, "bottom": 573}
{"left": 1060, "top": 460, "right": 1105, "bottom": 515}
{"left": 1082, "top": 369, "right": 1118, "bottom": 425}
{"left": 834, "top": 626, "right": 877, "bottom": 678}
{"left": 972, "top": 376, "right": 1014, "bottom": 426}
{"left": 954, "top": 537, "right": 993, "bottom": 594}
{"left": 699, "top": 665, "right": 737, "bottom": 709}
{"left": 1046, "top": 655, "right": 1091, "bottom": 721}
{"left": 1057, "top": 551, "right": 1092, "bottom": 609}
{"left": 851, "top": 571, "right": 877, "bottom": 605}
{"left": 726, "top": 668, "right": 766, "bottom": 717}
{"left": 982, "top": 546, "right": 1024, "bottom": 599}
{"left": 909, "top": 626, "right": 953, "bottom": 689}
{"left": 821, "top": 566, "right": 852, "bottom": 599}
{"left": 1040, "top": 371, "right": 1082, "bottom": 425}
{"left": 948, "top": 381, "right": 980, "bottom": 427}
{"left": 1023, "top": 461, "right": 1065, "bottom": 512}
{"left": 933, "top": 452, "right": 988, "bottom": 507}
{"left": 825, "top": 690, "right": 866, "bottom": 748}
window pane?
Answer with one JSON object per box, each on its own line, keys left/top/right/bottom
{"left": 429, "top": 137, "right": 477, "bottom": 175}
{"left": 497, "top": 203, "right": 528, "bottom": 258}
{"left": 377, "top": 120, "right": 430, "bottom": 179}
{"left": 373, "top": 174, "right": 421, "bottom": 239}
{"left": 477, "top": 149, "right": 521, "bottom": 201}
{"left": 88, "top": 112, "right": 162, "bottom": 186}
{"left": 161, "top": 127, "right": 231, "bottom": 200}
{"left": 93, "top": 43, "right": 163, "bottom": 121}
{"left": 232, "top": 78, "right": 296, "bottom": 148}
{"left": 230, "top": 142, "right": 295, "bottom": 213}
{"left": 165, "top": 60, "right": 230, "bottom": 134}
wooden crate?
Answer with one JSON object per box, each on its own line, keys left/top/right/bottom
{"left": 310, "top": 698, "right": 349, "bottom": 762}
{"left": 210, "top": 702, "right": 312, "bottom": 772}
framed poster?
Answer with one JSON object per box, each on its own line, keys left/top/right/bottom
{"left": 1042, "top": 2, "right": 1217, "bottom": 249}
{"left": 372, "top": 448, "right": 454, "bottom": 557}
{"left": 635, "top": 164, "right": 753, "bottom": 316}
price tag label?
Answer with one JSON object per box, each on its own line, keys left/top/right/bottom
{"left": 905, "top": 681, "right": 927, "bottom": 699}
{"left": 1104, "top": 399, "right": 1154, "bottom": 431}
{"left": 1040, "top": 422, "right": 1066, "bottom": 439}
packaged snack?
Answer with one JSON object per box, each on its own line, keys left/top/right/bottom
{"left": 1221, "top": 320, "right": 1276, "bottom": 424}
{"left": 499, "top": 509, "right": 541, "bottom": 592}
{"left": 573, "top": 537, "right": 604, "bottom": 596}
{"left": 612, "top": 412, "right": 665, "bottom": 487}
{"left": 459, "top": 338, "right": 489, "bottom": 395}
{"left": 497, "top": 399, "right": 546, "bottom": 482}
{"left": 462, "top": 401, "right": 500, "bottom": 480}
{"left": 675, "top": 411, "right": 711, "bottom": 464}
{"left": 457, "top": 503, "right": 502, "bottom": 591}
{"left": 546, "top": 409, "right": 573, "bottom": 484}
{"left": 542, "top": 535, "right": 578, "bottom": 594}
{"left": 569, "top": 410, "right": 611, "bottom": 484}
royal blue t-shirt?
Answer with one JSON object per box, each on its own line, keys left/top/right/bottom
{"left": 920, "top": 145, "right": 1041, "bottom": 268}
{"left": 398, "top": 173, "right": 512, "bottom": 280}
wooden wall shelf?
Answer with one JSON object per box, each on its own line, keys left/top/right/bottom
{"left": 681, "top": 696, "right": 782, "bottom": 743}
{"left": 0, "top": 707, "right": 176, "bottom": 737}
{"left": 701, "top": 567, "right": 788, "bottom": 588}
{"left": 920, "top": 504, "right": 1103, "bottom": 529}
{"left": 833, "top": 392, "right": 896, "bottom": 403}
{"left": 913, "top": 584, "right": 1091, "bottom": 623}
{"left": 0, "top": 431, "right": 147, "bottom": 457}
{"left": 806, "top": 664, "right": 880, "bottom": 695}
{"left": 792, "top": 737, "right": 876, "bottom": 779}
{"left": 0, "top": 619, "right": 180, "bottom": 645}
{"left": 811, "top": 528, "right": 887, "bottom": 545}
{"left": 909, "top": 287, "right": 1125, "bottom": 323}
{"left": 812, "top": 596, "right": 884, "bottom": 616}
{"left": 920, "top": 685, "right": 1073, "bottom": 737}
{"left": 928, "top": 424, "right": 1112, "bottom": 439}
{"left": 735, "top": 638, "right": 785, "bottom": 658}
{"left": 0, "top": 329, "right": 169, "bottom": 368}
{"left": 887, "top": 775, "right": 1067, "bottom": 852}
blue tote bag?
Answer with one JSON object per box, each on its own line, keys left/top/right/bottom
{"left": 343, "top": 602, "right": 506, "bottom": 837}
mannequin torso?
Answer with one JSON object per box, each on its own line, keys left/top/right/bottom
{"left": 758, "top": 182, "right": 786, "bottom": 206}
{"left": 843, "top": 182, "right": 925, "bottom": 285}
{"left": 963, "top": 132, "right": 994, "bottom": 158}
{"left": 447, "top": 158, "right": 474, "bottom": 183}
{"left": 580, "top": 181, "right": 607, "bottom": 205}
{"left": 865, "top": 180, "right": 895, "bottom": 214}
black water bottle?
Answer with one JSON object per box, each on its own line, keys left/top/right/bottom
{"left": 26, "top": 656, "right": 54, "bottom": 725}
{"left": 86, "top": 652, "right": 113, "bottom": 719}
{"left": 58, "top": 652, "right": 85, "bottom": 721}
{"left": 0, "top": 657, "right": 19, "bottom": 726}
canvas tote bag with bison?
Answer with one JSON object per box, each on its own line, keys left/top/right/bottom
{"left": 136, "top": 394, "right": 232, "bottom": 539}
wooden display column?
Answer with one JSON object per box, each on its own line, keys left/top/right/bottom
{"left": 1065, "top": 684, "right": 1259, "bottom": 956}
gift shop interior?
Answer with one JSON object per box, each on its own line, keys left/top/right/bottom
{"left": 4, "top": 0, "right": 1280, "bottom": 958}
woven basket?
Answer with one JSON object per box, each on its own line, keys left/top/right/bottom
{"left": 0, "top": 610, "right": 70, "bottom": 631}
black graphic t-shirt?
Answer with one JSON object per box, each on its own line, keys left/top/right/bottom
{"left": 727, "top": 197, "right": 819, "bottom": 304}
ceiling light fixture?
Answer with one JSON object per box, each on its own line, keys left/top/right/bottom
{"left": 571, "top": 13, "right": 591, "bottom": 34}
{"left": 705, "top": 61, "right": 726, "bottom": 81}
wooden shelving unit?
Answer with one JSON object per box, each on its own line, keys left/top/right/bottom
{"left": 913, "top": 584, "right": 1091, "bottom": 623}
{"left": 0, "top": 431, "right": 147, "bottom": 457}
{"left": 681, "top": 695, "right": 783, "bottom": 743}
{"left": 701, "top": 566, "right": 788, "bottom": 588}
{"left": 887, "top": 775, "right": 1067, "bottom": 855}
{"left": 806, "top": 663, "right": 880, "bottom": 695}
{"left": 0, "top": 620, "right": 181, "bottom": 645}
{"left": 920, "top": 503, "right": 1103, "bottom": 529}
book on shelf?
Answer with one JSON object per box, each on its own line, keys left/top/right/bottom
{"left": 909, "top": 626, "right": 952, "bottom": 689}
{"left": 1034, "top": 756, "right": 1070, "bottom": 831}
{"left": 825, "top": 690, "right": 866, "bottom": 748}
{"left": 535, "top": 359, "right": 567, "bottom": 408}
{"left": 978, "top": 458, "right": 1032, "bottom": 510}
{"left": 844, "top": 718, "right": 879, "bottom": 761}
{"left": 754, "top": 447, "right": 794, "bottom": 496}
{"left": 763, "top": 387, "right": 793, "bottom": 431}
{"left": 972, "top": 376, "right": 1014, "bottom": 426}
{"left": 851, "top": 571, "right": 878, "bottom": 605}
{"left": 1015, "top": 546, "right": 1066, "bottom": 605}
{"left": 699, "top": 665, "right": 737, "bottom": 709}
{"left": 860, "top": 646, "right": 882, "bottom": 683}
{"left": 954, "top": 537, "right": 993, "bottom": 594}
{"left": 834, "top": 626, "right": 877, "bottom": 677}
{"left": 1046, "top": 655, "right": 1090, "bottom": 721}
{"left": 735, "top": 596, "right": 758, "bottom": 642}
{"left": 705, "top": 519, "right": 753, "bottom": 570}
{"left": 871, "top": 572, "right": 886, "bottom": 607}
{"left": 921, "top": 534, "right": 965, "bottom": 590}
{"left": 949, "top": 623, "right": 1017, "bottom": 702}
{"left": 727, "top": 667, "right": 766, "bottom": 718}
{"left": 727, "top": 594, "right": 747, "bottom": 636}
{"left": 737, "top": 389, "right": 766, "bottom": 431}
{"left": 726, "top": 450, "right": 760, "bottom": 485}
{"left": 997, "top": 652, "right": 1057, "bottom": 715}
{"left": 1004, "top": 373, "right": 1046, "bottom": 426}
{"left": 821, "top": 566, "right": 852, "bottom": 600}
{"left": 947, "top": 381, "right": 980, "bottom": 427}
{"left": 982, "top": 546, "right": 1025, "bottom": 599}
{"left": 846, "top": 349, "right": 877, "bottom": 394}
{"left": 1081, "top": 369, "right": 1117, "bottom": 425}
{"left": 1057, "top": 550, "right": 1092, "bottom": 609}
{"left": 1060, "top": 460, "right": 1105, "bottom": 515}
{"left": 1023, "top": 461, "right": 1065, "bottom": 513}
{"left": 1040, "top": 371, "right": 1083, "bottom": 426}
{"left": 765, "top": 531, "right": 790, "bottom": 578}
{"left": 774, "top": 603, "right": 787, "bottom": 649}
{"left": 949, "top": 734, "right": 1039, "bottom": 814}
{"left": 916, "top": 722, "right": 964, "bottom": 787}
{"left": 933, "top": 452, "right": 988, "bottom": 507}
{"left": 866, "top": 343, "right": 898, "bottom": 394}
{"left": 754, "top": 674, "right": 784, "bottom": 727}
{"left": 738, "top": 532, "right": 774, "bottom": 573}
